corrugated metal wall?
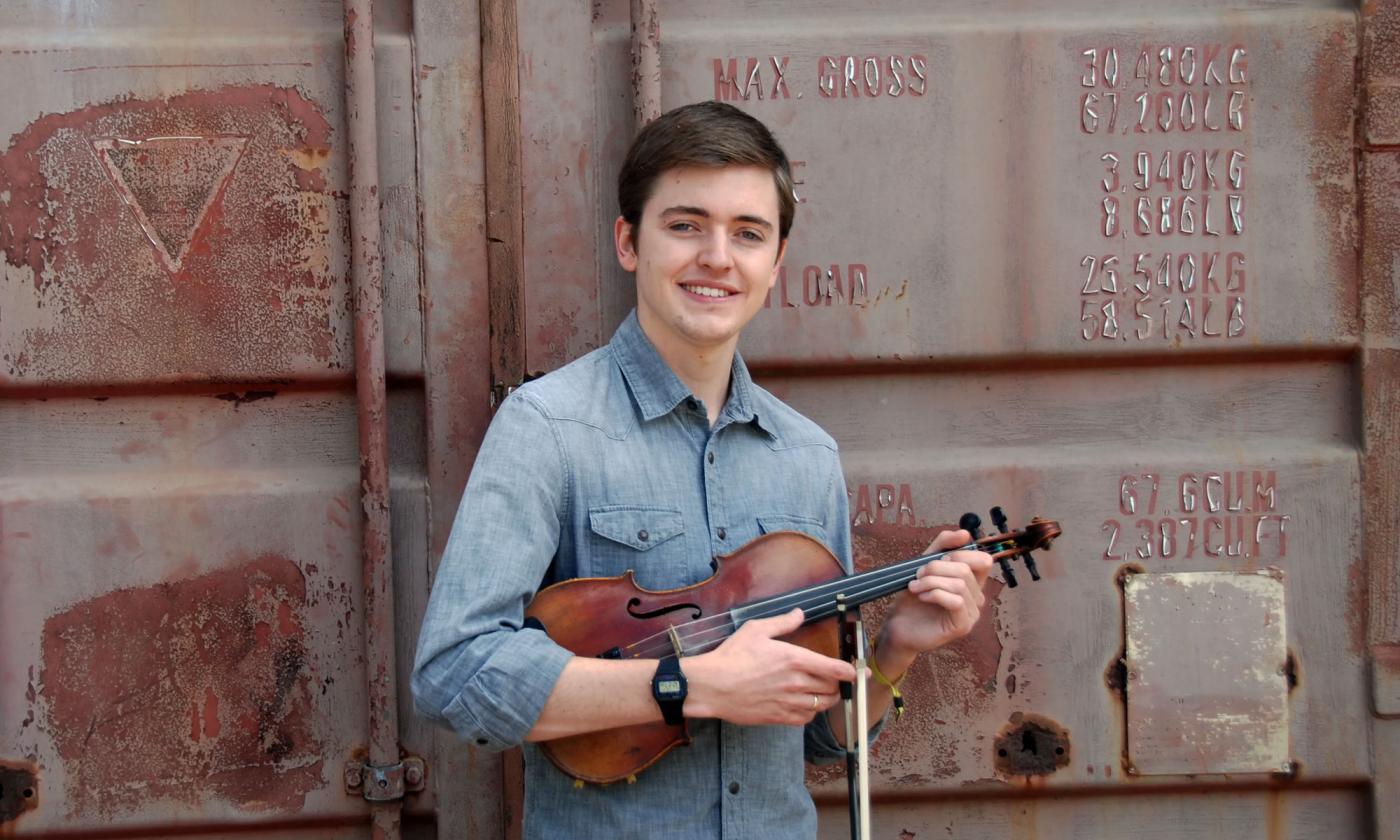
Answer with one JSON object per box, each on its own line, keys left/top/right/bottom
{"left": 1, "top": 0, "right": 1396, "bottom": 838}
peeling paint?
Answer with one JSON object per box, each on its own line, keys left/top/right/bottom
{"left": 1124, "top": 571, "right": 1290, "bottom": 775}
{"left": 39, "top": 554, "right": 324, "bottom": 817}
{"left": 0, "top": 85, "right": 347, "bottom": 385}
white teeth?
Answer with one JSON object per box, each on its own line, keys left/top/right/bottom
{"left": 683, "top": 284, "right": 731, "bottom": 298}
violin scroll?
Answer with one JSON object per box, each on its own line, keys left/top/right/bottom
{"left": 964, "top": 508, "right": 1062, "bottom": 588}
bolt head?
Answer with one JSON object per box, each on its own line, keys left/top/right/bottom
{"left": 406, "top": 765, "right": 423, "bottom": 786}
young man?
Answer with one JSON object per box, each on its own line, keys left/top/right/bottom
{"left": 412, "top": 101, "right": 993, "bottom": 838}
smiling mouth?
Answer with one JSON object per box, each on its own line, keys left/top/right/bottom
{"left": 681, "top": 284, "right": 733, "bottom": 299}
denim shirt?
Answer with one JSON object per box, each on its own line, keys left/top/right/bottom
{"left": 412, "top": 311, "right": 855, "bottom": 839}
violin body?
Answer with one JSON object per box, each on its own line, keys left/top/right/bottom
{"left": 524, "top": 531, "right": 846, "bottom": 784}
{"left": 523, "top": 516, "right": 1061, "bottom": 784}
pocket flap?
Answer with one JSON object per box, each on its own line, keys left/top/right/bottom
{"left": 757, "top": 513, "right": 827, "bottom": 544}
{"left": 589, "top": 506, "right": 684, "bottom": 551}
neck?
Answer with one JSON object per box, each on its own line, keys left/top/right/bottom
{"left": 637, "top": 314, "right": 736, "bottom": 425}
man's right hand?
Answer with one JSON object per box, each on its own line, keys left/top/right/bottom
{"left": 682, "top": 608, "right": 856, "bottom": 726}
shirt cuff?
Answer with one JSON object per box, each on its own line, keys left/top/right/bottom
{"left": 804, "top": 704, "right": 888, "bottom": 766}
{"left": 442, "top": 628, "right": 574, "bottom": 750}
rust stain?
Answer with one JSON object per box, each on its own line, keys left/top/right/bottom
{"left": 39, "top": 554, "right": 323, "bottom": 817}
{"left": 1305, "top": 23, "right": 1361, "bottom": 336}
{"left": 0, "top": 760, "right": 39, "bottom": 825}
{"left": 1362, "top": 349, "right": 1400, "bottom": 653}
{"left": 1265, "top": 788, "right": 1285, "bottom": 840}
{"left": 62, "top": 62, "right": 315, "bottom": 73}
{"left": 343, "top": 7, "right": 358, "bottom": 59}
{"left": 0, "top": 85, "right": 345, "bottom": 384}
{"left": 1363, "top": 0, "right": 1400, "bottom": 81}
{"left": 992, "top": 712, "right": 1071, "bottom": 778}
{"left": 214, "top": 389, "right": 279, "bottom": 406}
{"left": 853, "top": 523, "right": 1006, "bottom": 703}
{"left": 808, "top": 522, "right": 1005, "bottom": 788}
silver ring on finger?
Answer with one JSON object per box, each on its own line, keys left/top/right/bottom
{"left": 811, "top": 694, "right": 819, "bottom": 711}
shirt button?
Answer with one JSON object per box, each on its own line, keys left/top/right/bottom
{"left": 717, "top": 527, "right": 727, "bottom": 540}
{"left": 637, "top": 529, "right": 649, "bottom": 542}
{"left": 728, "top": 781, "right": 740, "bottom": 795}
{"left": 707, "top": 452, "right": 715, "bottom": 464}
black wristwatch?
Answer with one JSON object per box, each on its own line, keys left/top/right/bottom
{"left": 651, "top": 656, "right": 687, "bottom": 726}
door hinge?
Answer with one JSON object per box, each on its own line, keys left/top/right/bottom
{"left": 344, "top": 756, "right": 426, "bottom": 801}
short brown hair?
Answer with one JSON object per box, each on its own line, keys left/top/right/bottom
{"left": 618, "top": 101, "right": 796, "bottom": 242}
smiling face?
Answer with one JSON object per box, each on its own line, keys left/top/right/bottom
{"left": 616, "top": 164, "right": 787, "bottom": 365}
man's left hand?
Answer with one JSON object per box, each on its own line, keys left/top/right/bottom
{"left": 877, "top": 529, "right": 994, "bottom": 666}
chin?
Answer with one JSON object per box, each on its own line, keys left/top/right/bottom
{"left": 676, "top": 320, "right": 740, "bottom": 347}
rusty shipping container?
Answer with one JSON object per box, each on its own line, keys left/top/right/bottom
{"left": 1, "top": 0, "right": 1397, "bottom": 837}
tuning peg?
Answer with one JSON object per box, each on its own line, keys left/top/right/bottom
{"left": 959, "top": 512, "right": 983, "bottom": 538}
{"left": 989, "top": 506, "right": 1010, "bottom": 534}
{"left": 998, "top": 557, "right": 1019, "bottom": 588}
{"left": 987, "top": 506, "right": 1024, "bottom": 586}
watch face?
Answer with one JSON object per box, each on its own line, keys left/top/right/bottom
{"left": 656, "top": 678, "right": 682, "bottom": 696}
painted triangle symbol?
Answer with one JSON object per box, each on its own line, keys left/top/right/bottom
{"left": 94, "top": 135, "right": 249, "bottom": 273}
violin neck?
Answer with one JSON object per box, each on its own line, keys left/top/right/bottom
{"left": 730, "top": 546, "right": 959, "bottom": 629}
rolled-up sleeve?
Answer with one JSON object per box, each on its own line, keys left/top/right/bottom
{"left": 804, "top": 446, "right": 887, "bottom": 764}
{"left": 411, "top": 391, "right": 575, "bottom": 750}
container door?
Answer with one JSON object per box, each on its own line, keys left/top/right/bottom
{"left": 506, "top": 1, "right": 1383, "bottom": 837}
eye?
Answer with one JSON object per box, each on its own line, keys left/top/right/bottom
{"left": 737, "top": 229, "right": 765, "bottom": 243}
{"left": 668, "top": 221, "right": 698, "bottom": 233}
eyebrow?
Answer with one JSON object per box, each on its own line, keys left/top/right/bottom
{"left": 659, "top": 205, "right": 774, "bottom": 231}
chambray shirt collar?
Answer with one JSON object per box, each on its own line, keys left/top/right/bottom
{"left": 609, "top": 310, "right": 776, "bottom": 438}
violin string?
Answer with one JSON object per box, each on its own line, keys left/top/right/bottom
{"left": 617, "top": 531, "right": 1031, "bottom": 660}
{"left": 622, "top": 541, "right": 993, "bottom": 659}
{"left": 615, "top": 546, "right": 958, "bottom": 658}
{"left": 665, "top": 565, "right": 936, "bottom": 655}
{"left": 622, "top": 544, "right": 974, "bottom": 659}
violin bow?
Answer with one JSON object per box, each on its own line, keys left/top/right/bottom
{"left": 855, "top": 618, "right": 871, "bottom": 840}
{"left": 837, "top": 507, "right": 1050, "bottom": 840}
{"left": 836, "top": 593, "right": 872, "bottom": 840}
{"left": 836, "top": 595, "right": 860, "bottom": 839}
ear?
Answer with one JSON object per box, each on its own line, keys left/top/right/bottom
{"left": 614, "top": 216, "right": 638, "bottom": 272}
{"left": 767, "top": 238, "right": 788, "bottom": 290}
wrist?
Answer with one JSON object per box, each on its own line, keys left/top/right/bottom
{"left": 673, "top": 652, "right": 716, "bottom": 719}
{"left": 873, "top": 627, "right": 918, "bottom": 679}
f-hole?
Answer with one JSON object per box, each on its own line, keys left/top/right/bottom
{"left": 627, "top": 598, "right": 702, "bottom": 621}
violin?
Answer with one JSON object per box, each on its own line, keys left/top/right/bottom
{"left": 523, "top": 515, "right": 1061, "bottom": 784}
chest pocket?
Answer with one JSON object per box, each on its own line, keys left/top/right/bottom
{"left": 587, "top": 505, "right": 689, "bottom": 590}
{"left": 757, "top": 512, "right": 828, "bottom": 545}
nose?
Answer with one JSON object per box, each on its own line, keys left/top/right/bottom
{"left": 696, "top": 231, "right": 733, "bottom": 271}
